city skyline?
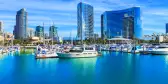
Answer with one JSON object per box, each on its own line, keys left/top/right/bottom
{"left": 0, "top": 0, "right": 167, "bottom": 37}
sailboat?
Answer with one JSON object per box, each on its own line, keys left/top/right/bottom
{"left": 35, "top": 23, "right": 58, "bottom": 59}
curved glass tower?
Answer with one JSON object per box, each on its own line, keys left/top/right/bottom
{"left": 77, "top": 2, "right": 94, "bottom": 40}
{"left": 101, "top": 7, "right": 142, "bottom": 39}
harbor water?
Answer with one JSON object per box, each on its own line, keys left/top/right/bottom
{"left": 1, "top": 50, "right": 168, "bottom": 84}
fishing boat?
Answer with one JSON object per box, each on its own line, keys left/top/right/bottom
{"left": 57, "top": 45, "right": 101, "bottom": 58}
{"left": 35, "top": 46, "right": 58, "bottom": 59}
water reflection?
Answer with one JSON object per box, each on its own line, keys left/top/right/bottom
{"left": 36, "top": 58, "right": 59, "bottom": 70}
{"left": 2, "top": 51, "right": 168, "bottom": 84}
{"left": 0, "top": 53, "right": 9, "bottom": 60}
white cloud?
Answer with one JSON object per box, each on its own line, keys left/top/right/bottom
{"left": 0, "top": 0, "right": 168, "bottom": 36}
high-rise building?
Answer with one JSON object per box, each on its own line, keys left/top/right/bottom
{"left": 0, "top": 21, "right": 3, "bottom": 32}
{"left": 123, "top": 16, "right": 134, "bottom": 39}
{"left": 49, "top": 25, "right": 58, "bottom": 39}
{"left": 166, "top": 23, "right": 168, "bottom": 33}
{"left": 93, "top": 33, "right": 99, "bottom": 40}
{"left": 27, "top": 28, "right": 35, "bottom": 38}
{"left": 44, "top": 33, "right": 49, "bottom": 39}
{"left": 14, "top": 8, "right": 28, "bottom": 39}
{"left": 77, "top": 2, "right": 94, "bottom": 40}
{"left": 35, "top": 26, "right": 44, "bottom": 38}
{"left": 101, "top": 7, "right": 142, "bottom": 39}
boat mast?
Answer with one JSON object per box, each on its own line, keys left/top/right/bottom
{"left": 43, "top": 22, "right": 45, "bottom": 45}
{"left": 12, "top": 35, "right": 13, "bottom": 48}
{"left": 3, "top": 30, "right": 4, "bottom": 47}
{"left": 52, "top": 22, "right": 54, "bottom": 49}
{"left": 70, "top": 31, "right": 73, "bottom": 46}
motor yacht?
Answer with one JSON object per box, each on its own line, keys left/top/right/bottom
{"left": 150, "top": 45, "right": 168, "bottom": 55}
{"left": 57, "top": 45, "right": 101, "bottom": 58}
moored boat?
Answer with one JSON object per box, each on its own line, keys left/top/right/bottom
{"left": 35, "top": 46, "right": 58, "bottom": 59}
{"left": 151, "top": 45, "right": 168, "bottom": 55}
{"left": 57, "top": 45, "right": 101, "bottom": 58}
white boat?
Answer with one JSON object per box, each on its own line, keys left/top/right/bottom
{"left": 151, "top": 45, "right": 168, "bottom": 55}
{"left": 123, "top": 47, "right": 132, "bottom": 53}
{"left": 0, "top": 48, "right": 3, "bottom": 54}
{"left": 57, "top": 45, "right": 101, "bottom": 58}
{"left": 36, "top": 46, "right": 58, "bottom": 59}
{"left": 131, "top": 46, "right": 141, "bottom": 53}
{"left": 2, "top": 48, "right": 8, "bottom": 53}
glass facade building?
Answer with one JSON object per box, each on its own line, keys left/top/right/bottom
{"left": 35, "top": 26, "right": 44, "bottom": 38}
{"left": 77, "top": 2, "right": 94, "bottom": 40}
{"left": 166, "top": 23, "right": 168, "bottom": 33}
{"left": 27, "top": 28, "right": 35, "bottom": 38}
{"left": 0, "top": 21, "right": 3, "bottom": 33}
{"left": 14, "top": 8, "right": 27, "bottom": 39}
{"left": 123, "top": 16, "right": 134, "bottom": 39}
{"left": 101, "top": 7, "right": 142, "bottom": 39}
{"left": 49, "top": 25, "right": 58, "bottom": 39}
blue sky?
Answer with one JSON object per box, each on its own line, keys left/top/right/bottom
{"left": 0, "top": 0, "right": 167, "bottom": 37}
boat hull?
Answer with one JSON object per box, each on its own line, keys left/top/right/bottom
{"left": 36, "top": 53, "right": 58, "bottom": 59}
{"left": 57, "top": 52, "right": 101, "bottom": 58}
{"left": 151, "top": 51, "right": 168, "bottom": 55}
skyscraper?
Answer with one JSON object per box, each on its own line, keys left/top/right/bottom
{"left": 0, "top": 21, "right": 3, "bottom": 32}
{"left": 49, "top": 25, "right": 58, "bottom": 39}
{"left": 14, "top": 8, "right": 28, "bottom": 39}
{"left": 27, "top": 28, "right": 35, "bottom": 38}
{"left": 77, "top": 2, "right": 94, "bottom": 40}
{"left": 101, "top": 7, "right": 142, "bottom": 39}
{"left": 35, "top": 25, "right": 44, "bottom": 38}
{"left": 166, "top": 23, "right": 168, "bottom": 33}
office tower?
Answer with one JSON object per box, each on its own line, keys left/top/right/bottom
{"left": 27, "top": 28, "right": 35, "bottom": 38}
{"left": 14, "top": 8, "right": 28, "bottom": 39}
{"left": 44, "top": 33, "right": 49, "bottom": 39}
{"left": 77, "top": 2, "right": 94, "bottom": 40}
{"left": 166, "top": 23, "right": 168, "bottom": 33}
{"left": 101, "top": 7, "right": 142, "bottom": 39}
{"left": 93, "top": 33, "right": 99, "bottom": 40}
{"left": 35, "top": 25, "right": 44, "bottom": 38}
{"left": 49, "top": 25, "right": 58, "bottom": 39}
{"left": 0, "top": 21, "right": 3, "bottom": 32}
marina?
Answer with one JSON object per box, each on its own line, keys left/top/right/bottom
{"left": 1, "top": 48, "right": 168, "bottom": 84}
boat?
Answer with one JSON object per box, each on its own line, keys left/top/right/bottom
{"left": 131, "top": 46, "right": 141, "bottom": 53}
{"left": 123, "top": 45, "right": 132, "bottom": 53}
{"left": 150, "top": 45, "right": 168, "bottom": 55}
{"left": 2, "top": 48, "right": 8, "bottom": 53}
{"left": 35, "top": 46, "right": 58, "bottom": 59}
{"left": 57, "top": 45, "right": 101, "bottom": 58}
{"left": 139, "top": 44, "right": 159, "bottom": 54}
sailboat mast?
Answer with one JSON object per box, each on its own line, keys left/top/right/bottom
{"left": 52, "top": 22, "right": 54, "bottom": 49}
{"left": 43, "top": 22, "right": 45, "bottom": 45}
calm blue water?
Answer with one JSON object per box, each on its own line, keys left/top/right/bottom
{"left": 1, "top": 51, "right": 168, "bottom": 84}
